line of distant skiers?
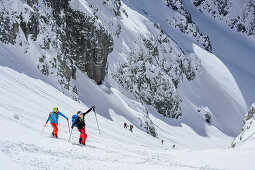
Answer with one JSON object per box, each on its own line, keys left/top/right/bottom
{"left": 123, "top": 122, "right": 133, "bottom": 132}
{"left": 161, "top": 140, "right": 175, "bottom": 148}
{"left": 43, "top": 107, "right": 176, "bottom": 148}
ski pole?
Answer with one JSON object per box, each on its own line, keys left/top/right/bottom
{"left": 67, "top": 119, "right": 71, "bottom": 134}
{"left": 41, "top": 114, "right": 50, "bottom": 135}
{"left": 93, "top": 107, "right": 101, "bottom": 134}
{"left": 41, "top": 122, "right": 47, "bottom": 135}
{"left": 68, "top": 128, "right": 73, "bottom": 143}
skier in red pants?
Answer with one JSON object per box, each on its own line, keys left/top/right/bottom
{"left": 71, "top": 106, "right": 95, "bottom": 145}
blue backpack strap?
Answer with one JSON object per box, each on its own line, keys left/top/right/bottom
{"left": 72, "top": 115, "right": 78, "bottom": 127}
{"left": 49, "top": 112, "right": 55, "bottom": 121}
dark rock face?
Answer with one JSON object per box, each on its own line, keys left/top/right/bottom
{"left": 0, "top": 0, "right": 113, "bottom": 87}
{"left": 193, "top": 0, "right": 206, "bottom": 7}
{"left": 166, "top": 0, "right": 192, "bottom": 23}
{"left": 103, "top": 0, "right": 122, "bottom": 16}
{"left": 143, "top": 118, "right": 157, "bottom": 137}
{"left": 44, "top": 0, "right": 113, "bottom": 84}
{"left": 20, "top": 13, "right": 40, "bottom": 41}
{"left": 244, "top": 104, "right": 255, "bottom": 123}
{"left": 0, "top": 10, "right": 19, "bottom": 45}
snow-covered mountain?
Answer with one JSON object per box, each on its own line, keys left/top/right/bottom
{"left": 1, "top": 0, "right": 203, "bottom": 136}
{"left": 1, "top": 0, "right": 255, "bottom": 169}
{"left": 0, "top": 54, "right": 254, "bottom": 169}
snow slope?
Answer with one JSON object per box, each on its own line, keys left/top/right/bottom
{"left": 183, "top": 0, "right": 255, "bottom": 107}
{"left": 121, "top": 0, "right": 248, "bottom": 137}
{"left": 1, "top": 42, "right": 255, "bottom": 170}
{"left": 179, "top": 44, "right": 246, "bottom": 136}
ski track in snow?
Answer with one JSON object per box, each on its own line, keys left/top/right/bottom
{"left": 0, "top": 140, "right": 226, "bottom": 170}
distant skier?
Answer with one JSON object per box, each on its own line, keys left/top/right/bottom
{"left": 130, "top": 124, "right": 133, "bottom": 132}
{"left": 173, "top": 144, "right": 175, "bottom": 148}
{"left": 124, "top": 122, "right": 127, "bottom": 129}
{"left": 46, "top": 107, "right": 68, "bottom": 138}
{"left": 71, "top": 106, "right": 95, "bottom": 145}
{"left": 161, "top": 140, "right": 164, "bottom": 145}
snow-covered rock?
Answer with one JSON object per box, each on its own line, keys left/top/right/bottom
{"left": 193, "top": 0, "right": 255, "bottom": 37}
{"left": 232, "top": 103, "right": 255, "bottom": 148}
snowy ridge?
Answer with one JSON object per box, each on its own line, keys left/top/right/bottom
{"left": 179, "top": 44, "right": 246, "bottom": 136}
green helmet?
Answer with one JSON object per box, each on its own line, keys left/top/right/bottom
{"left": 53, "top": 107, "right": 58, "bottom": 112}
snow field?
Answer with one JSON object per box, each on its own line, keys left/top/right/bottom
{"left": 0, "top": 44, "right": 254, "bottom": 169}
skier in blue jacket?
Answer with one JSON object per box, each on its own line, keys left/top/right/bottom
{"left": 46, "top": 107, "right": 68, "bottom": 138}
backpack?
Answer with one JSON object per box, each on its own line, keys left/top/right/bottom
{"left": 72, "top": 115, "right": 77, "bottom": 127}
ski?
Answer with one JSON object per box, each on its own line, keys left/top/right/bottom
{"left": 72, "top": 143, "right": 96, "bottom": 148}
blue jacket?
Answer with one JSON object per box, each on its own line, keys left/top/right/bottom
{"left": 47, "top": 111, "right": 68, "bottom": 123}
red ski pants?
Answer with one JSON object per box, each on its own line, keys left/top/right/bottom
{"left": 78, "top": 127, "right": 87, "bottom": 144}
{"left": 50, "top": 123, "right": 58, "bottom": 136}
